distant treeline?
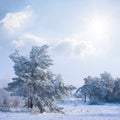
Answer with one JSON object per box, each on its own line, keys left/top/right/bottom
{"left": 75, "top": 72, "right": 120, "bottom": 104}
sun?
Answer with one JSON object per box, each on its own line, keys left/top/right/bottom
{"left": 92, "top": 20, "right": 106, "bottom": 34}
{"left": 88, "top": 17, "right": 108, "bottom": 36}
{"left": 85, "top": 15, "right": 111, "bottom": 48}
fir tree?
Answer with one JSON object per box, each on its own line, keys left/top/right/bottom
{"left": 6, "top": 45, "right": 72, "bottom": 113}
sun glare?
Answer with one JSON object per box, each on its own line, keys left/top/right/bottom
{"left": 85, "top": 15, "right": 112, "bottom": 48}
{"left": 88, "top": 17, "right": 108, "bottom": 36}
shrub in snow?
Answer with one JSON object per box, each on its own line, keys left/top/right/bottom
{"left": 11, "top": 96, "right": 25, "bottom": 108}
{"left": 0, "top": 88, "right": 12, "bottom": 110}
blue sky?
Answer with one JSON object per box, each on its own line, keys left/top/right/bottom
{"left": 0, "top": 0, "right": 120, "bottom": 87}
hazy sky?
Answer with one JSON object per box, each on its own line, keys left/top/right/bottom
{"left": 0, "top": 0, "right": 120, "bottom": 87}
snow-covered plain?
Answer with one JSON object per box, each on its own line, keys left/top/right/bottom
{"left": 0, "top": 99, "right": 120, "bottom": 120}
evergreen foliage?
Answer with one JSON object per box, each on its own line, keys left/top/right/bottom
{"left": 75, "top": 72, "right": 120, "bottom": 104}
{"left": 6, "top": 45, "right": 74, "bottom": 113}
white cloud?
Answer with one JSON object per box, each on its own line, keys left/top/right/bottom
{"left": 12, "top": 33, "right": 46, "bottom": 47}
{"left": 0, "top": 10, "right": 31, "bottom": 33}
{"left": 53, "top": 39, "right": 73, "bottom": 56}
{"left": 53, "top": 37, "right": 101, "bottom": 58}
{"left": 78, "top": 41, "right": 97, "bottom": 58}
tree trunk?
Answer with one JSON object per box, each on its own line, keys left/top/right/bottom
{"left": 84, "top": 93, "right": 86, "bottom": 102}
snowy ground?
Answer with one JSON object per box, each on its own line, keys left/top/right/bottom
{"left": 0, "top": 99, "right": 120, "bottom": 120}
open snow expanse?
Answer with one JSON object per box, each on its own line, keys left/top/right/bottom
{"left": 0, "top": 99, "right": 120, "bottom": 120}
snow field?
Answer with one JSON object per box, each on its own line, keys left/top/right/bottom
{"left": 0, "top": 102, "right": 120, "bottom": 120}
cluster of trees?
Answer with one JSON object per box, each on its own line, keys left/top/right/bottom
{"left": 5, "top": 45, "right": 75, "bottom": 113}
{"left": 2, "top": 45, "right": 120, "bottom": 113}
{"left": 75, "top": 72, "right": 120, "bottom": 104}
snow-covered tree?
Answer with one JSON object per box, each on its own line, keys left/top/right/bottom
{"left": 52, "top": 74, "right": 76, "bottom": 100}
{"left": 113, "top": 78, "right": 120, "bottom": 102}
{"left": 6, "top": 45, "right": 72, "bottom": 113}
{"left": 100, "top": 72, "right": 115, "bottom": 102}
{"left": 75, "top": 72, "right": 120, "bottom": 104}
{"left": 88, "top": 77, "right": 107, "bottom": 104}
